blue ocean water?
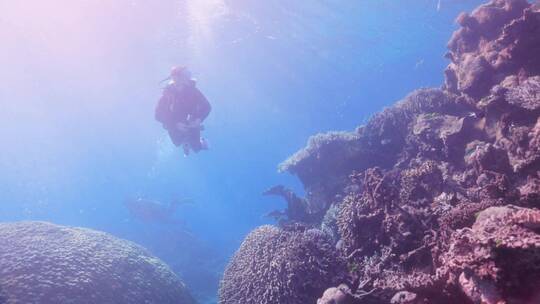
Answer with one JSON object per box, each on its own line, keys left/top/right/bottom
{"left": 0, "top": 0, "right": 487, "bottom": 302}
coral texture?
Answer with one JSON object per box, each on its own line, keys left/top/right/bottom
{"left": 0, "top": 221, "right": 196, "bottom": 304}
{"left": 278, "top": 89, "right": 473, "bottom": 215}
{"left": 444, "top": 0, "right": 540, "bottom": 99}
{"left": 218, "top": 225, "right": 346, "bottom": 304}
{"left": 439, "top": 205, "right": 540, "bottom": 303}
{"left": 223, "top": 0, "right": 540, "bottom": 303}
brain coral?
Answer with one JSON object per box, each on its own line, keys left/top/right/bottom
{"left": 0, "top": 221, "right": 196, "bottom": 304}
{"left": 219, "top": 225, "right": 346, "bottom": 304}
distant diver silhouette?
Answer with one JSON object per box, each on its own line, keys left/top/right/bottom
{"left": 155, "top": 66, "right": 211, "bottom": 156}
{"left": 124, "top": 197, "right": 192, "bottom": 225}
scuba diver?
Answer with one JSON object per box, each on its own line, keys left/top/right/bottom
{"left": 155, "top": 66, "right": 211, "bottom": 156}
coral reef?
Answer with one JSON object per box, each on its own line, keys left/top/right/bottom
{"left": 0, "top": 221, "right": 196, "bottom": 304}
{"left": 218, "top": 225, "right": 346, "bottom": 304}
{"left": 222, "top": 0, "right": 540, "bottom": 303}
{"left": 438, "top": 205, "right": 540, "bottom": 303}
{"left": 278, "top": 131, "right": 369, "bottom": 214}
{"left": 278, "top": 89, "right": 474, "bottom": 216}
{"left": 444, "top": 0, "right": 540, "bottom": 99}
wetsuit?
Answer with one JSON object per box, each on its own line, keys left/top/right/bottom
{"left": 155, "top": 80, "right": 211, "bottom": 151}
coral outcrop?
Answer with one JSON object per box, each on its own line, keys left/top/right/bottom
{"left": 439, "top": 205, "right": 540, "bottom": 303}
{"left": 444, "top": 0, "right": 540, "bottom": 99}
{"left": 218, "top": 225, "right": 346, "bottom": 304}
{"left": 317, "top": 284, "right": 356, "bottom": 304}
{"left": 0, "top": 221, "right": 196, "bottom": 304}
{"left": 222, "top": 0, "right": 540, "bottom": 303}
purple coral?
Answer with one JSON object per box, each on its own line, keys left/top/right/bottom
{"left": 439, "top": 206, "right": 540, "bottom": 303}
{"left": 224, "top": 1, "right": 540, "bottom": 302}
{"left": 0, "top": 221, "right": 196, "bottom": 304}
{"left": 218, "top": 225, "right": 346, "bottom": 304}
{"left": 445, "top": 0, "right": 539, "bottom": 99}
{"left": 504, "top": 76, "right": 540, "bottom": 111}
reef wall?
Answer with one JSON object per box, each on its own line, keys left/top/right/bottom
{"left": 220, "top": 1, "right": 540, "bottom": 303}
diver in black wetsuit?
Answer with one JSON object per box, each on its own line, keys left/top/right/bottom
{"left": 155, "top": 67, "right": 211, "bottom": 156}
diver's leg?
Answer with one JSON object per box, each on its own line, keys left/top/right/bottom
{"left": 167, "top": 129, "right": 183, "bottom": 147}
{"left": 182, "top": 144, "right": 190, "bottom": 156}
{"left": 168, "top": 128, "right": 191, "bottom": 157}
{"left": 187, "top": 128, "right": 204, "bottom": 152}
{"left": 199, "top": 137, "right": 208, "bottom": 150}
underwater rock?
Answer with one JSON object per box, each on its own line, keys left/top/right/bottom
{"left": 390, "top": 291, "right": 418, "bottom": 304}
{"left": 439, "top": 206, "right": 540, "bottom": 303}
{"left": 334, "top": 167, "right": 460, "bottom": 302}
{"left": 278, "top": 89, "right": 472, "bottom": 217}
{"left": 504, "top": 76, "right": 540, "bottom": 111}
{"left": 412, "top": 113, "right": 476, "bottom": 160}
{"left": 317, "top": 283, "right": 383, "bottom": 304}
{"left": 278, "top": 131, "right": 374, "bottom": 214}
{"left": 317, "top": 284, "right": 354, "bottom": 304}
{"left": 0, "top": 221, "right": 196, "bottom": 304}
{"left": 445, "top": 0, "right": 540, "bottom": 99}
{"left": 218, "top": 225, "right": 346, "bottom": 304}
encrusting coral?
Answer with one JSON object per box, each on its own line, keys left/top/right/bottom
{"left": 220, "top": 1, "right": 540, "bottom": 303}
{"left": 438, "top": 205, "right": 540, "bottom": 303}
{"left": 444, "top": 0, "right": 540, "bottom": 99}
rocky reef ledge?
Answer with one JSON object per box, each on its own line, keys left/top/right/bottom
{"left": 0, "top": 221, "right": 196, "bottom": 304}
{"left": 219, "top": 1, "right": 540, "bottom": 303}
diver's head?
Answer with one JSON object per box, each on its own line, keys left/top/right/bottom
{"left": 170, "top": 66, "right": 192, "bottom": 83}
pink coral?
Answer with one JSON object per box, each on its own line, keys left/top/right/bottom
{"left": 223, "top": 1, "right": 540, "bottom": 303}
{"left": 440, "top": 206, "right": 540, "bottom": 303}
{"left": 445, "top": 0, "right": 539, "bottom": 98}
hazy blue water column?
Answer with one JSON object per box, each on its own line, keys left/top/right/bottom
{"left": 0, "top": 0, "right": 487, "bottom": 302}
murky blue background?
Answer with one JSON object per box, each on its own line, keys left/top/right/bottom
{"left": 0, "top": 1, "right": 486, "bottom": 302}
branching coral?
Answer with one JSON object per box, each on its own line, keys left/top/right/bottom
{"left": 219, "top": 225, "right": 346, "bottom": 304}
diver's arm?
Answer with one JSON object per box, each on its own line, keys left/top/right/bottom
{"left": 155, "top": 96, "right": 169, "bottom": 123}
{"left": 193, "top": 88, "right": 211, "bottom": 122}
{"left": 155, "top": 87, "right": 176, "bottom": 128}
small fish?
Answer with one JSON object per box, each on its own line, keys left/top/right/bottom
{"left": 437, "top": 0, "right": 442, "bottom": 12}
{"left": 124, "top": 197, "right": 192, "bottom": 224}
